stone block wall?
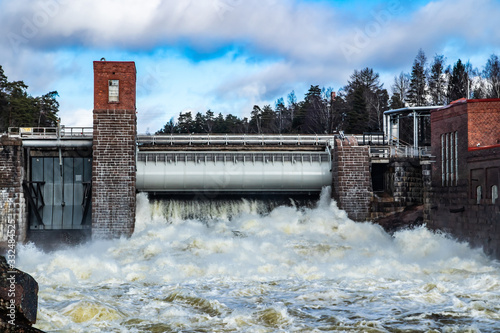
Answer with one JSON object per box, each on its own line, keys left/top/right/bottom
{"left": 371, "top": 159, "right": 427, "bottom": 222}
{"left": 92, "top": 61, "right": 137, "bottom": 239}
{"left": 429, "top": 183, "right": 500, "bottom": 259}
{"left": 0, "top": 136, "right": 26, "bottom": 248}
{"left": 390, "top": 159, "right": 424, "bottom": 206}
{"left": 331, "top": 137, "right": 372, "bottom": 221}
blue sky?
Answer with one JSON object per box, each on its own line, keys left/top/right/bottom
{"left": 1, "top": 0, "right": 499, "bottom": 133}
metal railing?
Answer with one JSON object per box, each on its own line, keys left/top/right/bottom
{"left": 138, "top": 133, "right": 387, "bottom": 146}
{"left": 370, "top": 145, "right": 432, "bottom": 159}
{"left": 8, "top": 128, "right": 389, "bottom": 147}
{"left": 137, "top": 134, "right": 338, "bottom": 146}
{"left": 8, "top": 127, "right": 93, "bottom": 139}
{"left": 353, "top": 132, "right": 386, "bottom": 146}
{"left": 7, "top": 126, "right": 435, "bottom": 160}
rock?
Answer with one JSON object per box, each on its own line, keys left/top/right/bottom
{"left": 0, "top": 256, "right": 45, "bottom": 332}
{"left": 373, "top": 204, "right": 424, "bottom": 234}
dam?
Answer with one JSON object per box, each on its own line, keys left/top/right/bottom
{"left": 1, "top": 60, "right": 499, "bottom": 260}
{"left": 0, "top": 59, "right": 376, "bottom": 243}
{"left": 3, "top": 129, "right": 362, "bottom": 232}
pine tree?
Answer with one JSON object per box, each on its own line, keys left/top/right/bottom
{"left": 177, "top": 111, "right": 194, "bottom": 133}
{"left": 406, "top": 49, "right": 428, "bottom": 106}
{"left": 390, "top": 93, "right": 405, "bottom": 109}
{"left": 428, "top": 54, "right": 447, "bottom": 105}
{"left": 346, "top": 86, "right": 368, "bottom": 133}
{"left": 447, "top": 59, "right": 468, "bottom": 101}
{"left": 345, "top": 68, "right": 385, "bottom": 132}
{"left": 250, "top": 105, "right": 262, "bottom": 133}
{"left": 0, "top": 65, "right": 59, "bottom": 132}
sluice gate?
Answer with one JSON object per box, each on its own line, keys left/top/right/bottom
{"left": 136, "top": 150, "right": 332, "bottom": 193}
{"left": 136, "top": 134, "right": 335, "bottom": 193}
{"left": 15, "top": 129, "right": 94, "bottom": 231}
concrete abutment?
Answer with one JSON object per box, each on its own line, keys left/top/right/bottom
{"left": 0, "top": 136, "right": 26, "bottom": 249}
{"left": 331, "top": 137, "right": 372, "bottom": 222}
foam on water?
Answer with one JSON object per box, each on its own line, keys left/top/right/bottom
{"left": 16, "top": 188, "right": 500, "bottom": 332}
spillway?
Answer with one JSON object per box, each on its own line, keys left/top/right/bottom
{"left": 16, "top": 189, "right": 500, "bottom": 332}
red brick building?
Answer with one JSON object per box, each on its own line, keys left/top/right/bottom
{"left": 92, "top": 60, "right": 137, "bottom": 239}
{"left": 429, "top": 98, "right": 500, "bottom": 258}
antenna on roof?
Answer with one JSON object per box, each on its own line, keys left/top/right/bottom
{"left": 100, "top": 57, "right": 106, "bottom": 61}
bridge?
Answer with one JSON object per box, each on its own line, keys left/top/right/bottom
{"left": 10, "top": 128, "right": 399, "bottom": 193}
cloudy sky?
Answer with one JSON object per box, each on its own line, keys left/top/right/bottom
{"left": 1, "top": 0, "right": 499, "bottom": 133}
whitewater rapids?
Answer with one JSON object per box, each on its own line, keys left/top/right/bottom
{"left": 17, "top": 189, "right": 500, "bottom": 332}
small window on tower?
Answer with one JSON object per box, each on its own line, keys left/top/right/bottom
{"left": 109, "top": 80, "right": 119, "bottom": 102}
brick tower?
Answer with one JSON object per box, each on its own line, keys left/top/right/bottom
{"left": 92, "top": 60, "right": 137, "bottom": 239}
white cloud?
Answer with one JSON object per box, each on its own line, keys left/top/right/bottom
{"left": 2, "top": 0, "right": 500, "bottom": 69}
{"left": 1, "top": 0, "right": 500, "bottom": 133}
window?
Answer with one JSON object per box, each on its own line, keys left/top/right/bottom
{"left": 476, "top": 186, "right": 482, "bottom": 204}
{"left": 441, "top": 134, "right": 445, "bottom": 186}
{"left": 446, "top": 133, "right": 450, "bottom": 186}
{"left": 109, "top": 80, "right": 119, "bottom": 102}
{"left": 454, "top": 131, "right": 458, "bottom": 185}
{"left": 441, "top": 131, "right": 458, "bottom": 186}
{"left": 492, "top": 185, "right": 498, "bottom": 204}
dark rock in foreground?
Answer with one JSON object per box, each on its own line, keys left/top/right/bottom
{"left": 0, "top": 256, "right": 45, "bottom": 332}
{"left": 374, "top": 204, "right": 424, "bottom": 234}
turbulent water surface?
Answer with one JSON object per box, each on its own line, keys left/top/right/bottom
{"left": 17, "top": 189, "right": 500, "bottom": 332}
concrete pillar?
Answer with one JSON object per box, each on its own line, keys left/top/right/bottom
{"left": 92, "top": 60, "right": 137, "bottom": 239}
{"left": 331, "top": 136, "right": 373, "bottom": 221}
{"left": 0, "top": 136, "right": 27, "bottom": 250}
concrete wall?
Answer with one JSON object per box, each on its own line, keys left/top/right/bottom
{"left": 331, "top": 137, "right": 372, "bottom": 221}
{"left": 92, "top": 61, "right": 137, "bottom": 239}
{"left": 0, "top": 136, "right": 27, "bottom": 249}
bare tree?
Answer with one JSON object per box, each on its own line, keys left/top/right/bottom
{"left": 484, "top": 54, "right": 500, "bottom": 98}
{"left": 392, "top": 72, "right": 410, "bottom": 107}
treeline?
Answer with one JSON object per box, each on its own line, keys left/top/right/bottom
{"left": 157, "top": 50, "right": 500, "bottom": 135}
{"left": 0, "top": 65, "right": 59, "bottom": 133}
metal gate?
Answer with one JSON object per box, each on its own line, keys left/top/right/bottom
{"left": 27, "top": 157, "right": 92, "bottom": 230}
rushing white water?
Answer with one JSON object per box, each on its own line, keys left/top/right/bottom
{"left": 17, "top": 188, "right": 500, "bottom": 332}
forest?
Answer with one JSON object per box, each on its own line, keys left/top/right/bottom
{"left": 157, "top": 50, "right": 500, "bottom": 136}
{"left": 0, "top": 66, "right": 59, "bottom": 133}
{"left": 1, "top": 50, "right": 499, "bottom": 136}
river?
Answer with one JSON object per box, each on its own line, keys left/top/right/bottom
{"left": 18, "top": 189, "right": 500, "bottom": 332}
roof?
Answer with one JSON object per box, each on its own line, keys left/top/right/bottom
{"left": 435, "top": 98, "right": 500, "bottom": 111}
{"left": 384, "top": 105, "right": 444, "bottom": 116}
